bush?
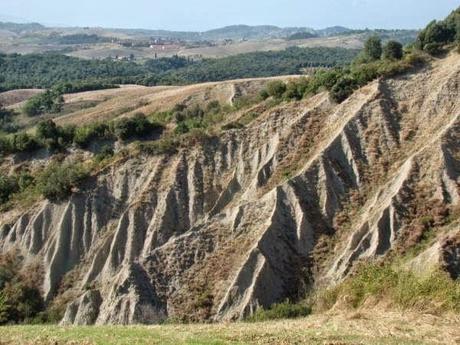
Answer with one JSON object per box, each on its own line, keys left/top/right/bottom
{"left": 0, "top": 254, "right": 44, "bottom": 325}
{"left": 259, "top": 89, "right": 270, "bottom": 100}
{"left": 23, "top": 90, "right": 64, "bottom": 117}
{"left": 0, "top": 105, "right": 17, "bottom": 133}
{"left": 330, "top": 77, "right": 358, "bottom": 103}
{"left": 114, "top": 113, "right": 162, "bottom": 140}
{"left": 94, "top": 145, "right": 114, "bottom": 163}
{"left": 247, "top": 301, "right": 311, "bottom": 322}
{"left": 316, "top": 263, "right": 460, "bottom": 313}
{"left": 37, "top": 162, "right": 89, "bottom": 202}
{"left": 73, "top": 123, "right": 112, "bottom": 148}
{"left": 10, "top": 132, "right": 40, "bottom": 153}
{"left": 36, "top": 120, "right": 75, "bottom": 151}
{"left": 137, "top": 138, "right": 178, "bottom": 156}
{"left": 383, "top": 41, "right": 404, "bottom": 60}
{"left": 206, "top": 100, "right": 221, "bottom": 114}
{"left": 0, "top": 175, "right": 19, "bottom": 204}
{"left": 266, "top": 80, "right": 287, "bottom": 99}
{"left": 284, "top": 79, "right": 307, "bottom": 100}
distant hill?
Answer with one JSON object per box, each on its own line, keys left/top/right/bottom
{"left": 0, "top": 21, "right": 44, "bottom": 33}
{"left": 0, "top": 20, "right": 417, "bottom": 42}
{"left": 316, "top": 26, "right": 352, "bottom": 36}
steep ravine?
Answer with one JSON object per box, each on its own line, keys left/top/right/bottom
{"left": 1, "top": 53, "right": 460, "bottom": 325}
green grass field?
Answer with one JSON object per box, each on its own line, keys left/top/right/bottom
{"left": 1, "top": 312, "right": 459, "bottom": 345}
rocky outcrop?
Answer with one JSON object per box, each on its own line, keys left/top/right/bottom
{"left": 1, "top": 53, "right": 460, "bottom": 324}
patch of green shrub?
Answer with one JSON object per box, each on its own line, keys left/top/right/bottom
{"left": 94, "top": 145, "right": 114, "bottom": 163}
{"left": 73, "top": 122, "right": 112, "bottom": 148}
{"left": 136, "top": 138, "right": 178, "bottom": 156}
{"left": 316, "top": 263, "right": 460, "bottom": 313}
{"left": 265, "top": 80, "right": 287, "bottom": 99}
{"left": 330, "top": 76, "right": 358, "bottom": 103}
{"left": 37, "top": 162, "right": 90, "bottom": 202}
{"left": 0, "top": 175, "right": 19, "bottom": 204}
{"left": 0, "top": 105, "right": 18, "bottom": 133}
{"left": 0, "top": 254, "right": 44, "bottom": 325}
{"left": 36, "top": 120, "right": 74, "bottom": 151}
{"left": 8, "top": 132, "right": 40, "bottom": 153}
{"left": 247, "top": 301, "right": 312, "bottom": 322}
{"left": 23, "top": 90, "right": 64, "bottom": 117}
{"left": 114, "top": 113, "right": 163, "bottom": 140}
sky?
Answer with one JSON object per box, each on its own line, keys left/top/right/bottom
{"left": 0, "top": 0, "right": 459, "bottom": 31}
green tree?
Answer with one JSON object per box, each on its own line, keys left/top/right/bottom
{"left": 383, "top": 41, "right": 404, "bottom": 60}
{"left": 364, "top": 36, "right": 383, "bottom": 60}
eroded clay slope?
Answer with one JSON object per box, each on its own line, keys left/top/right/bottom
{"left": 1, "top": 53, "right": 459, "bottom": 325}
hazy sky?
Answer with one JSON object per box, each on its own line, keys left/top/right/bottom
{"left": 1, "top": 0, "right": 458, "bottom": 31}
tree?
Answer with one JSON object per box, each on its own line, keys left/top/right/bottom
{"left": 383, "top": 41, "right": 404, "bottom": 60}
{"left": 36, "top": 120, "right": 59, "bottom": 142}
{"left": 364, "top": 36, "right": 383, "bottom": 60}
{"left": 416, "top": 16, "right": 458, "bottom": 54}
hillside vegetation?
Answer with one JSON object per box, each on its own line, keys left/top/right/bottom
{"left": 0, "top": 47, "right": 358, "bottom": 92}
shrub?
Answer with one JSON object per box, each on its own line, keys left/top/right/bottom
{"left": 175, "top": 122, "right": 190, "bottom": 134}
{"left": 222, "top": 122, "right": 245, "bottom": 130}
{"left": 330, "top": 76, "right": 358, "bottom": 103}
{"left": 0, "top": 105, "right": 17, "bottom": 133}
{"left": 247, "top": 301, "right": 311, "bottom": 322}
{"left": 37, "top": 162, "right": 89, "bottom": 202}
{"left": 350, "top": 63, "right": 380, "bottom": 86}
{"left": 0, "top": 254, "right": 44, "bottom": 325}
{"left": 383, "top": 41, "right": 404, "bottom": 60}
{"left": 73, "top": 123, "right": 112, "bottom": 148}
{"left": 259, "top": 89, "right": 270, "bottom": 100}
{"left": 36, "top": 120, "right": 75, "bottom": 151}
{"left": 0, "top": 175, "right": 19, "bottom": 204}
{"left": 316, "top": 263, "right": 460, "bottom": 313}
{"left": 306, "top": 69, "right": 342, "bottom": 95}
{"left": 94, "top": 145, "right": 114, "bottom": 163}
{"left": 114, "top": 113, "right": 162, "bottom": 140}
{"left": 206, "top": 100, "right": 221, "bottom": 114}
{"left": 265, "top": 80, "right": 287, "bottom": 99}
{"left": 284, "top": 78, "right": 310, "bottom": 100}
{"left": 136, "top": 138, "right": 178, "bottom": 156}
{"left": 23, "top": 90, "right": 64, "bottom": 117}
{"left": 10, "top": 132, "right": 40, "bottom": 153}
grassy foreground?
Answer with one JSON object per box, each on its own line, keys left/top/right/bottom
{"left": 0, "top": 312, "right": 459, "bottom": 345}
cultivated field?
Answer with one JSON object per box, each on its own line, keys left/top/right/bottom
{"left": 0, "top": 311, "right": 458, "bottom": 345}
